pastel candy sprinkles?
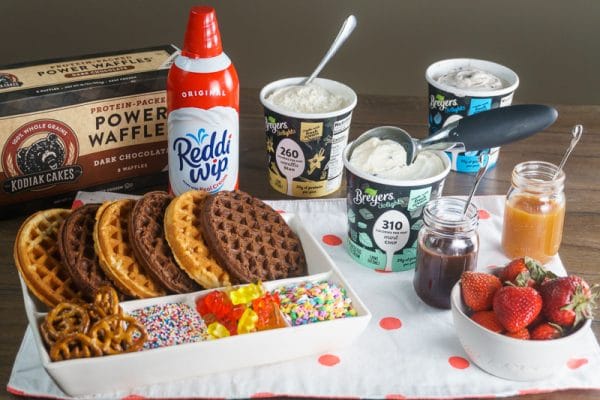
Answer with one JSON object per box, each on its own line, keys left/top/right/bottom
{"left": 129, "top": 302, "right": 208, "bottom": 349}
{"left": 274, "top": 281, "right": 357, "bottom": 326}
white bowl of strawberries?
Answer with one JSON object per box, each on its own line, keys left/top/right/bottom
{"left": 451, "top": 257, "right": 596, "bottom": 381}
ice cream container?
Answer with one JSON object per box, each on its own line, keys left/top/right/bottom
{"left": 260, "top": 77, "right": 357, "bottom": 197}
{"left": 343, "top": 126, "right": 451, "bottom": 272}
{"left": 426, "top": 58, "right": 519, "bottom": 173}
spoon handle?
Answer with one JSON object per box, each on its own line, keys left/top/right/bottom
{"left": 554, "top": 124, "right": 583, "bottom": 178}
{"left": 303, "top": 15, "right": 357, "bottom": 86}
{"left": 463, "top": 153, "right": 490, "bottom": 216}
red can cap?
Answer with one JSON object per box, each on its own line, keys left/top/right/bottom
{"left": 182, "top": 6, "right": 223, "bottom": 58}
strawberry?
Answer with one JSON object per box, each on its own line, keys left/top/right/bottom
{"left": 461, "top": 271, "right": 502, "bottom": 312}
{"left": 539, "top": 275, "right": 597, "bottom": 328}
{"left": 493, "top": 285, "right": 543, "bottom": 333}
{"left": 471, "top": 310, "right": 504, "bottom": 333}
{"left": 505, "top": 328, "right": 530, "bottom": 340}
{"left": 499, "top": 257, "right": 556, "bottom": 288}
{"left": 530, "top": 322, "right": 563, "bottom": 340}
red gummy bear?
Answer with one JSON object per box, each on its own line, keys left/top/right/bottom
{"left": 196, "top": 291, "right": 247, "bottom": 335}
{"left": 252, "top": 293, "right": 286, "bottom": 331}
{"left": 196, "top": 291, "right": 233, "bottom": 320}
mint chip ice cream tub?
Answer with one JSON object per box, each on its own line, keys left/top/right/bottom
{"left": 343, "top": 126, "right": 450, "bottom": 272}
{"left": 426, "top": 58, "right": 519, "bottom": 173}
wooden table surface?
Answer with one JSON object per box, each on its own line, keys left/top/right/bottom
{"left": 1, "top": 89, "right": 598, "bottom": 399}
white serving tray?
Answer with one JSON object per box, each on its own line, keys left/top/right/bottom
{"left": 19, "top": 213, "right": 372, "bottom": 397}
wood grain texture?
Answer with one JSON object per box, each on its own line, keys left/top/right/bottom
{"left": 1, "top": 89, "right": 598, "bottom": 400}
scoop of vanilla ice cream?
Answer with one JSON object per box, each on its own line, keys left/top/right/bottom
{"left": 266, "top": 83, "right": 348, "bottom": 114}
{"left": 349, "top": 137, "right": 446, "bottom": 181}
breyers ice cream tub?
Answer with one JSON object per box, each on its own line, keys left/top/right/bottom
{"left": 426, "top": 58, "right": 519, "bottom": 173}
{"left": 260, "top": 77, "right": 357, "bottom": 197}
{"left": 343, "top": 126, "right": 451, "bottom": 272}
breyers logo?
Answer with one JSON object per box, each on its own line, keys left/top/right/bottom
{"left": 2, "top": 119, "right": 82, "bottom": 193}
{"left": 172, "top": 127, "right": 232, "bottom": 193}
{"left": 353, "top": 187, "right": 394, "bottom": 207}
{"left": 430, "top": 94, "right": 464, "bottom": 113}
{"left": 265, "top": 116, "right": 289, "bottom": 134}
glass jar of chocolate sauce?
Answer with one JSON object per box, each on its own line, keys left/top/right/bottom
{"left": 413, "top": 197, "right": 479, "bottom": 309}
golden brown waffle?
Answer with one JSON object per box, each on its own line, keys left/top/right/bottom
{"left": 200, "top": 190, "right": 308, "bottom": 283}
{"left": 164, "top": 190, "right": 231, "bottom": 289}
{"left": 93, "top": 199, "right": 165, "bottom": 298}
{"left": 13, "top": 208, "right": 81, "bottom": 307}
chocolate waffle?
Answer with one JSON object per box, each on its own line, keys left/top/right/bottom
{"left": 93, "top": 199, "right": 166, "bottom": 298}
{"left": 13, "top": 208, "right": 81, "bottom": 307}
{"left": 58, "top": 203, "right": 115, "bottom": 300}
{"left": 129, "top": 191, "right": 200, "bottom": 294}
{"left": 200, "top": 190, "right": 307, "bottom": 283}
{"left": 164, "top": 190, "right": 231, "bottom": 289}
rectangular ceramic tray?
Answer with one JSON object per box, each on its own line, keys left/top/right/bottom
{"left": 19, "top": 213, "right": 372, "bottom": 396}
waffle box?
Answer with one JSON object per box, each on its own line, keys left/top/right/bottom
{"left": 0, "top": 45, "right": 177, "bottom": 219}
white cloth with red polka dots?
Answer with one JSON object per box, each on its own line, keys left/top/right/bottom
{"left": 8, "top": 195, "right": 600, "bottom": 399}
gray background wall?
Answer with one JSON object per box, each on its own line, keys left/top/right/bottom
{"left": 1, "top": 0, "right": 598, "bottom": 105}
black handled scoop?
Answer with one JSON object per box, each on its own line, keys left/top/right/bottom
{"left": 399, "top": 104, "right": 558, "bottom": 164}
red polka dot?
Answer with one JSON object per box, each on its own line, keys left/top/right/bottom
{"left": 71, "top": 199, "right": 84, "bottom": 209}
{"left": 478, "top": 209, "right": 491, "bottom": 219}
{"left": 318, "top": 354, "right": 340, "bottom": 366}
{"left": 448, "top": 356, "right": 470, "bottom": 369}
{"left": 385, "top": 395, "right": 407, "bottom": 400}
{"left": 567, "top": 358, "right": 588, "bottom": 369}
{"left": 251, "top": 393, "right": 276, "bottom": 398}
{"left": 379, "top": 317, "right": 402, "bottom": 330}
{"left": 322, "top": 234, "right": 342, "bottom": 246}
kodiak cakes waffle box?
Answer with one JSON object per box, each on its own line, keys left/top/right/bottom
{"left": 0, "top": 45, "right": 177, "bottom": 219}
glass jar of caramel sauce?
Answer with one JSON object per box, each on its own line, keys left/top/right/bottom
{"left": 501, "top": 161, "right": 565, "bottom": 264}
{"left": 413, "top": 197, "right": 479, "bottom": 309}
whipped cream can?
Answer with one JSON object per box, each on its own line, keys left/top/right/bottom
{"left": 426, "top": 58, "right": 519, "bottom": 173}
{"left": 167, "top": 6, "right": 239, "bottom": 195}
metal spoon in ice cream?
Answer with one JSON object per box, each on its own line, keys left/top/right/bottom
{"left": 368, "top": 104, "right": 558, "bottom": 165}
{"left": 302, "top": 15, "right": 357, "bottom": 86}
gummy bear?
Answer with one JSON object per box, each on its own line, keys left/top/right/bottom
{"left": 197, "top": 291, "right": 234, "bottom": 320}
{"left": 229, "top": 283, "right": 264, "bottom": 305}
{"left": 237, "top": 308, "right": 258, "bottom": 334}
{"left": 207, "top": 322, "right": 230, "bottom": 339}
{"left": 252, "top": 293, "right": 287, "bottom": 331}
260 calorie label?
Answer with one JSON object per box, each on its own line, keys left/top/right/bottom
{"left": 276, "top": 138, "right": 305, "bottom": 196}
{"left": 264, "top": 109, "right": 352, "bottom": 197}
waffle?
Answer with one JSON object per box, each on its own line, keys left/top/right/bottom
{"left": 129, "top": 191, "right": 200, "bottom": 294}
{"left": 93, "top": 199, "right": 166, "bottom": 298}
{"left": 13, "top": 208, "right": 81, "bottom": 307}
{"left": 58, "top": 203, "right": 115, "bottom": 300}
{"left": 164, "top": 190, "right": 231, "bottom": 289}
{"left": 200, "top": 190, "right": 307, "bottom": 283}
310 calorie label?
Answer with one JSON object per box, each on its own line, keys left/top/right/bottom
{"left": 373, "top": 210, "right": 410, "bottom": 271}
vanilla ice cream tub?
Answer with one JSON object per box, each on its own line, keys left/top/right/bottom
{"left": 426, "top": 58, "right": 519, "bottom": 173}
{"left": 343, "top": 126, "right": 450, "bottom": 272}
{"left": 260, "top": 77, "right": 357, "bottom": 197}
